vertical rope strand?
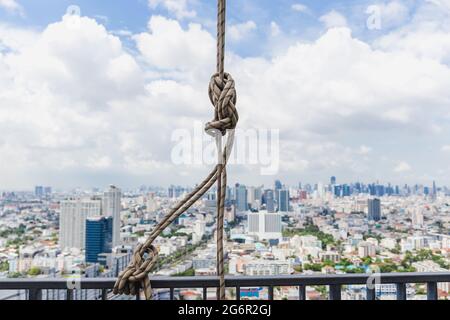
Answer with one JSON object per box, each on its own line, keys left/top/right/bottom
{"left": 217, "top": 0, "right": 226, "bottom": 78}
{"left": 216, "top": 0, "right": 227, "bottom": 301}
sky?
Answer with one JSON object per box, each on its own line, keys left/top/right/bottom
{"left": 0, "top": 0, "right": 450, "bottom": 190}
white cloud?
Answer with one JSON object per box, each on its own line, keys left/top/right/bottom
{"left": 358, "top": 145, "right": 372, "bottom": 155}
{"left": 291, "top": 3, "right": 310, "bottom": 14}
{"left": 0, "top": 0, "right": 23, "bottom": 15}
{"left": 441, "top": 145, "right": 450, "bottom": 152}
{"left": 426, "top": 0, "right": 450, "bottom": 10}
{"left": 228, "top": 21, "right": 257, "bottom": 42}
{"left": 134, "top": 15, "right": 215, "bottom": 77}
{"left": 148, "top": 0, "right": 196, "bottom": 20}
{"left": 319, "top": 10, "right": 348, "bottom": 29}
{"left": 374, "top": 1, "right": 450, "bottom": 64}
{"left": 379, "top": 1, "right": 410, "bottom": 28}
{"left": 394, "top": 161, "right": 412, "bottom": 173}
{"left": 270, "top": 21, "right": 281, "bottom": 37}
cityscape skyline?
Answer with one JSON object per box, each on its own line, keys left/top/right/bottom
{"left": 1, "top": 174, "right": 449, "bottom": 300}
{"left": 1, "top": 177, "right": 448, "bottom": 194}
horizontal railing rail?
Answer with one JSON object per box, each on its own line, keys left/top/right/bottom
{"left": 0, "top": 272, "right": 449, "bottom": 300}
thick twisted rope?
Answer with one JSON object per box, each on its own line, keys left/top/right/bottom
{"left": 113, "top": 0, "right": 237, "bottom": 300}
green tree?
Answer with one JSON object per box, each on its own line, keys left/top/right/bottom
{"left": 0, "top": 261, "right": 9, "bottom": 272}
{"left": 28, "top": 267, "right": 41, "bottom": 276}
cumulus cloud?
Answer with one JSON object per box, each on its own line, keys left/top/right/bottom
{"left": 394, "top": 161, "right": 412, "bottom": 173}
{"left": 358, "top": 145, "right": 372, "bottom": 155}
{"left": 0, "top": 0, "right": 23, "bottom": 15}
{"left": 374, "top": 1, "right": 450, "bottom": 64}
{"left": 291, "top": 3, "right": 310, "bottom": 14}
{"left": 228, "top": 20, "right": 257, "bottom": 42}
{"left": 270, "top": 21, "right": 281, "bottom": 37}
{"left": 134, "top": 15, "right": 215, "bottom": 79}
{"left": 148, "top": 0, "right": 196, "bottom": 20}
{"left": 319, "top": 10, "right": 348, "bottom": 28}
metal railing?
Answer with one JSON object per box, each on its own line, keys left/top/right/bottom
{"left": 0, "top": 272, "right": 449, "bottom": 300}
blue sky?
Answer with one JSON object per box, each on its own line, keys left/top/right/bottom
{"left": 0, "top": 0, "right": 415, "bottom": 56}
{"left": 1, "top": 0, "right": 450, "bottom": 189}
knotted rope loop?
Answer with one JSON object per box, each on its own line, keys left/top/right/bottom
{"left": 206, "top": 72, "right": 238, "bottom": 136}
{"left": 113, "top": 243, "right": 158, "bottom": 299}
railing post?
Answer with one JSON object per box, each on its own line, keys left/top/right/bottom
{"left": 101, "top": 289, "right": 108, "bottom": 300}
{"left": 67, "top": 289, "right": 73, "bottom": 300}
{"left": 298, "top": 285, "right": 306, "bottom": 300}
{"left": 236, "top": 286, "right": 240, "bottom": 301}
{"left": 135, "top": 283, "right": 141, "bottom": 300}
{"left": 329, "top": 285, "right": 341, "bottom": 300}
{"left": 268, "top": 286, "right": 274, "bottom": 300}
{"left": 203, "top": 287, "right": 207, "bottom": 300}
{"left": 28, "top": 289, "right": 42, "bottom": 300}
{"left": 366, "top": 287, "right": 376, "bottom": 300}
{"left": 396, "top": 283, "right": 407, "bottom": 300}
{"left": 427, "top": 282, "right": 438, "bottom": 300}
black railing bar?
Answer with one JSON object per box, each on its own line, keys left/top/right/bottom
{"left": 427, "top": 282, "right": 438, "bottom": 301}
{"left": 396, "top": 283, "right": 407, "bottom": 300}
{"left": 268, "top": 286, "right": 274, "bottom": 300}
{"left": 298, "top": 285, "right": 306, "bottom": 300}
{"left": 0, "top": 273, "right": 449, "bottom": 290}
{"left": 329, "top": 284, "right": 341, "bottom": 300}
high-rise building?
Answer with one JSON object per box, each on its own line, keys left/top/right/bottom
{"left": 59, "top": 198, "right": 102, "bottom": 250}
{"left": 368, "top": 198, "right": 381, "bottom": 222}
{"left": 103, "top": 185, "right": 122, "bottom": 247}
{"left": 44, "top": 186, "right": 52, "bottom": 196}
{"left": 278, "top": 189, "right": 290, "bottom": 212}
{"left": 330, "top": 176, "right": 336, "bottom": 185}
{"left": 274, "top": 180, "right": 282, "bottom": 191}
{"left": 274, "top": 180, "right": 282, "bottom": 208}
{"left": 235, "top": 184, "right": 248, "bottom": 212}
{"left": 85, "top": 216, "right": 113, "bottom": 263}
{"left": 411, "top": 208, "right": 424, "bottom": 229}
{"left": 253, "top": 186, "right": 263, "bottom": 209}
{"left": 247, "top": 210, "right": 282, "bottom": 240}
{"left": 432, "top": 180, "right": 437, "bottom": 201}
{"left": 34, "top": 186, "right": 44, "bottom": 198}
{"left": 264, "top": 189, "right": 275, "bottom": 213}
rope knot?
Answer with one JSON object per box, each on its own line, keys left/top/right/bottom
{"left": 113, "top": 243, "right": 158, "bottom": 299}
{"left": 205, "top": 72, "right": 238, "bottom": 136}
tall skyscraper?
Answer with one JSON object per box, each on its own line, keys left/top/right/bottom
{"left": 274, "top": 180, "right": 282, "bottom": 191}
{"left": 59, "top": 198, "right": 102, "bottom": 250}
{"left": 85, "top": 216, "right": 113, "bottom": 263}
{"left": 432, "top": 180, "right": 437, "bottom": 201}
{"left": 330, "top": 176, "right": 337, "bottom": 185}
{"left": 274, "top": 180, "right": 282, "bottom": 209}
{"left": 34, "top": 186, "right": 44, "bottom": 198}
{"left": 253, "top": 186, "right": 263, "bottom": 210}
{"left": 264, "top": 189, "right": 275, "bottom": 213}
{"left": 368, "top": 198, "right": 381, "bottom": 222}
{"left": 44, "top": 186, "right": 52, "bottom": 196}
{"left": 278, "top": 188, "right": 290, "bottom": 212}
{"left": 103, "top": 185, "right": 122, "bottom": 247}
{"left": 235, "top": 184, "right": 248, "bottom": 212}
